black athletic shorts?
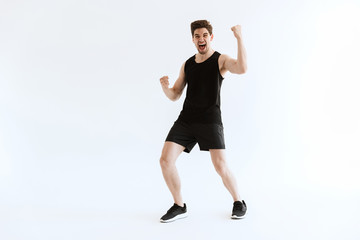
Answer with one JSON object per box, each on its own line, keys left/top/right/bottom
{"left": 165, "top": 120, "right": 225, "bottom": 153}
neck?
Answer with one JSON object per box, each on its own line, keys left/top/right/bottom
{"left": 196, "top": 48, "right": 215, "bottom": 63}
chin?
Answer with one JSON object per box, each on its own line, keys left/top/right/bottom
{"left": 198, "top": 49, "right": 208, "bottom": 55}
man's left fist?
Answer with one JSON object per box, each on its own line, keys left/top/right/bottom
{"left": 231, "top": 25, "right": 242, "bottom": 39}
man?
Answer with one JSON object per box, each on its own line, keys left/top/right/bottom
{"left": 159, "top": 20, "right": 247, "bottom": 223}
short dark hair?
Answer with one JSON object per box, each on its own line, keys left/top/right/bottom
{"left": 191, "top": 20, "right": 213, "bottom": 36}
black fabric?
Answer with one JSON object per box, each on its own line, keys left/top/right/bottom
{"left": 176, "top": 51, "right": 224, "bottom": 124}
{"left": 165, "top": 120, "right": 225, "bottom": 153}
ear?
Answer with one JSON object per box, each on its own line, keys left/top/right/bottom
{"left": 210, "top": 34, "right": 214, "bottom": 41}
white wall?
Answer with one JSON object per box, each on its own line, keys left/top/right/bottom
{"left": 1, "top": 0, "right": 359, "bottom": 239}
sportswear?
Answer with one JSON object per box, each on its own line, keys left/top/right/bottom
{"left": 165, "top": 120, "right": 225, "bottom": 153}
{"left": 176, "top": 51, "right": 224, "bottom": 124}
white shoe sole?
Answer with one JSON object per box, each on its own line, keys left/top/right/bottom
{"left": 231, "top": 212, "right": 246, "bottom": 219}
{"left": 160, "top": 212, "right": 188, "bottom": 223}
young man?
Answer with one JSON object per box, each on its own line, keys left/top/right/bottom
{"left": 159, "top": 20, "right": 247, "bottom": 223}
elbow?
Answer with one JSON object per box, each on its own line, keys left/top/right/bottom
{"left": 172, "top": 94, "right": 181, "bottom": 102}
{"left": 233, "top": 67, "right": 246, "bottom": 75}
{"left": 240, "top": 67, "right": 247, "bottom": 74}
{"left": 171, "top": 89, "right": 182, "bottom": 101}
{"left": 168, "top": 94, "right": 178, "bottom": 101}
{"left": 169, "top": 95, "right": 179, "bottom": 102}
{"left": 233, "top": 61, "right": 247, "bottom": 74}
{"left": 167, "top": 88, "right": 177, "bottom": 101}
{"left": 237, "top": 65, "right": 247, "bottom": 74}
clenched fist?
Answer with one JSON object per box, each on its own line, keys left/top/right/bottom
{"left": 160, "top": 76, "right": 169, "bottom": 89}
{"left": 231, "top": 25, "right": 242, "bottom": 39}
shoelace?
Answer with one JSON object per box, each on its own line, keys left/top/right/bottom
{"left": 233, "top": 202, "right": 243, "bottom": 211}
{"left": 167, "top": 204, "right": 181, "bottom": 214}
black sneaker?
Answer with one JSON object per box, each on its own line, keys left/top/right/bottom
{"left": 231, "top": 200, "right": 247, "bottom": 219}
{"left": 160, "top": 203, "right": 188, "bottom": 223}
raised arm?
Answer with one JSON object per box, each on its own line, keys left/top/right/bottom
{"left": 219, "top": 25, "right": 247, "bottom": 76}
{"left": 160, "top": 62, "right": 186, "bottom": 101}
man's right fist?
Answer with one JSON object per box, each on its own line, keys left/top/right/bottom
{"left": 160, "top": 76, "right": 169, "bottom": 89}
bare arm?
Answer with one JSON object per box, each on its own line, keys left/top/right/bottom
{"left": 160, "top": 63, "right": 186, "bottom": 101}
{"left": 220, "top": 25, "right": 247, "bottom": 75}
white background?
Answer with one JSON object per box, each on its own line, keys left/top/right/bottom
{"left": 1, "top": 0, "right": 360, "bottom": 239}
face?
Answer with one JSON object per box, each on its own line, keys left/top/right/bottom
{"left": 192, "top": 28, "right": 213, "bottom": 55}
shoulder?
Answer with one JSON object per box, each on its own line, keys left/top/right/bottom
{"left": 186, "top": 54, "right": 195, "bottom": 63}
{"left": 218, "top": 53, "right": 231, "bottom": 68}
{"left": 218, "top": 53, "right": 230, "bottom": 62}
{"left": 185, "top": 55, "right": 195, "bottom": 72}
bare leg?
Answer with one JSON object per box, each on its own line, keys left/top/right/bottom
{"left": 209, "top": 149, "right": 241, "bottom": 202}
{"left": 160, "top": 141, "right": 186, "bottom": 206}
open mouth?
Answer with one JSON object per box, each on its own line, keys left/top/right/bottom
{"left": 199, "top": 43, "right": 206, "bottom": 51}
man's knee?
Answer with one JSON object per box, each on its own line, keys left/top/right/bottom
{"left": 213, "top": 159, "right": 228, "bottom": 176}
{"left": 160, "top": 155, "right": 175, "bottom": 169}
{"left": 160, "top": 142, "right": 183, "bottom": 168}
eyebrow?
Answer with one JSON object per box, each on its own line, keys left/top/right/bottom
{"left": 194, "top": 33, "right": 208, "bottom": 37}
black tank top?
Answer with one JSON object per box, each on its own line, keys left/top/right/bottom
{"left": 176, "top": 51, "right": 224, "bottom": 124}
